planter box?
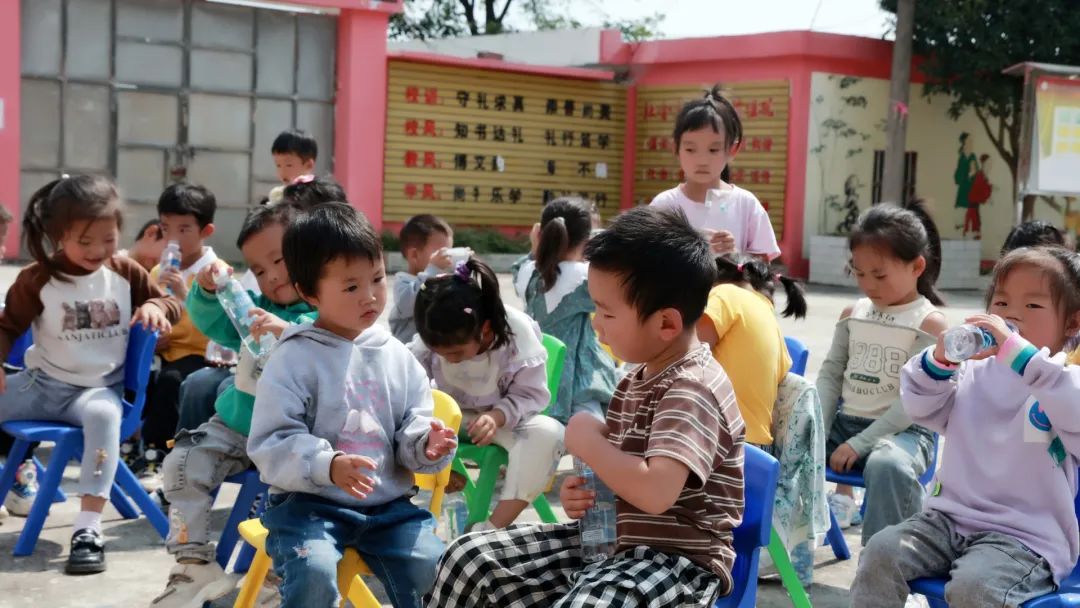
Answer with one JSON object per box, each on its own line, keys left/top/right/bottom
{"left": 809, "top": 236, "right": 981, "bottom": 291}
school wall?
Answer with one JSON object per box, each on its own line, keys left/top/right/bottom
{"left": 0, "top": 1, "right": 20, "bottom": 259}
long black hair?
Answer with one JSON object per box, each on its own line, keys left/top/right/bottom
{"left": 848, "top": 198, "right": 945, "bottom": 306}
{"left": 715, "top": 253, "right": 807, "bottom": 319}
{"left": 535, "top": 197, "right": 592, "bottom": 292}
{"left": 414, "top": 257, "right": 513, "bottom": 350}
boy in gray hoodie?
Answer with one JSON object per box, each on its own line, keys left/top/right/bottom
{"left": 247, "top": 203, "right": 458, "bottom": 608}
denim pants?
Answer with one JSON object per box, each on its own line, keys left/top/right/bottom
{"left": 0, "top": 369, "right": 122, "bottom": 498}
{"left": 827, "top": 413, "right": 935, "bottom": 545}
{"left": 176, "top": 366, "right": 232, "bottom": 433}
{"left": 262, "top": 492, "right": 444, "bottom": 608}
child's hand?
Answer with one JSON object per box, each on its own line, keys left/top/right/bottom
{"left": 709, "top": 230, "right": 736, "bottom": 254}
{"left": 559, "top": 474, "right": 595, "bottom": 520}
{"left": 195, "top": 262, "right": 231, "bottom": 294}
{"left": 132, "top": 303, "right": 172, "bottom": 334}
{"left": 330, "top": 454, "right": 378, "bottom": 500}
{"left": 159, "top": 268, "right": 188, "bottom": 300}
{"left": 966, "top": 313, "right": 1014, "bottom": 354}
{"left": 565, "top": 412, "right": 608, "bottom": 458}
{"left": 248, "top": 309, "right": 288, "bottom": 340}
{"left": 932, "top": 333, "right": 949, "bottom": 364}
{"left": 429, "top": 248, "right": 453, "bottom": 272}
{"left": 467, "top": 411, "right": 505, "bottom": 446}
{"left": 425, "top": 419, "right": 458, "bottom": 460}
{"left": 829, "top": 442, "right": 859, "bottom": 473}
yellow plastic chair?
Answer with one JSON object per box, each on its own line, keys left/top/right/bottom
{"left": 234, "top": 391, "right": 463, "bottom": 608}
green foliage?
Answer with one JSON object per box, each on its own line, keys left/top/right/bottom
{"left": 381, "top": 227, "right": 530, "bottom": 254}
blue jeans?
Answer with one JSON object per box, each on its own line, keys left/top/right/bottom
{"left": 176, "top": 366, "right": 232, "bottom": 433}
{"left": 262, "top": 492, "right": 444, "bottom": 608}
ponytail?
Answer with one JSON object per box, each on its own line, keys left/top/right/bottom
{"left": 23, "top": 180, "right": 59, "bottom": 280}
{"left": 414, "top": 256, "right": 514, "bottom": 351}
{"left": 903, "top": 198, "right": 945, "bottom": 306}
{"left": 535, "top": 197, "right": 592, "bottom": 292}
{"left": 715, "top": 253, "right": 807, "bottom": 319}
{"left": 849, "top": 199, "right": 945, "bottom": 307}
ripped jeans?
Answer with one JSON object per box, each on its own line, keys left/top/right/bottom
{"left": 262, "top": 492, "right": 443, "bottom": 608}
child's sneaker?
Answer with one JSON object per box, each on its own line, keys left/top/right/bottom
{"left": 828, "top": 493, "right": 857, "bottom": 529}
{"left": 120, "top": 440, "right": 140, "bottom": 468}
{"left": 138, "top": 447, "right": 166, "bottom": 493}
{"left": 4, "top": 460, "right": 38, "bottom": 517}
{"left": 0, "top": 504, "right": 8, "bottom": 519}
{"left": 149, "top": 561, "right": 236, "bottom": 608}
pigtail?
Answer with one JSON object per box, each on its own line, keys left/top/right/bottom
{"left": 535, "top": 217, "right": 568, "bottom": 292}
{"left": 777, "top": 275, "right": 808, "bottom": 319}
{"left": 903, "top": 198, "right": 945, "bottom": 306}
{"left": 467, "top": 257, "right": 513, "bottom": 350}
{"left": 23, "top": 179, "right": 64, "bottom": 282}
{"left": 534, "top": 197, "right": 593, "bottom": 293}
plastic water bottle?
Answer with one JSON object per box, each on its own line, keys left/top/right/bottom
{"left": 943, "top": 324, "right": 996, "bottom": 362}
{"left": 213, "top": 270, "right": 275, "bottom": 358}
{"left": 205, "top": 340, "right": 238, "bottom": 367}
{"left": 442, "top": 494, "right": 469, "bottom": 541}
{"left": 575, "top": 458, "right": 617, "bottom": 562}
{"left": 159, "top": 240, "right": 181, "bottom": 295}
{"left": 444, "top": 247, "right": 472, "bottom": 266}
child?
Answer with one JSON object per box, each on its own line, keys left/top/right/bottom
{"left": 511, "top": 196, "right": 616, "bottom": 423}
{"left": 650, "top": 85, "right": 780, "bottom": 261}
{"left": 268, "top": 129, "right": 318, "bottom": 205}
{"left": 0, "top": 175, "right": 180, "bottom": 573}
{"left": 697, "top": 253, "right": 807, "bottom": 447}
{"left": 149, "top": 203, "right": 316, "bottom": 608}
{"left": 136, "top": 184, "right": 219, "bottom": 491}
{"left": 816, "top": 199, "right": 948, "bottom": 541}
{"left": 1001, "top": 220, "right": 1065, "bottom": 255}
{"left": 411, "top": 257, "right": 562, "bottom": 530}
{"left": 426, "top": 206, "right": 745, "bottom": 607}
{"left": 247, "top": 203, "right": 457, "bottom": 608}
{"left": 389, "top": 214, "right": 458, "bottom": 344}
{"left": 852, "top": 246, "right": 1080, "bottom": 607}
{"left": 964, "top": 154, "right": 992, "bottom": 239}
{"left": 121, "top": 219, "right": 166, "bottom": 272}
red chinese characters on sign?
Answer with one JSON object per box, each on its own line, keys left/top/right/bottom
{"left": 748, "top": 136, "right": 774, "bottom": 153}
{"left": 405, "top": 86, "right": 419, "bottom": 103}
{"left": 423, "top": 120, "right": 438, "bottom": 136}
{"left": 406, "top": 86, "right": 440, "bottom": 105}
{"left": 404, "top": 184, "right": 439, "bottom": 200}
{"left": 643, "top": 102, "right": 679, "bottom": 122}
{"left": 644, "top": 136, "right": 675, "bottom": 152}
{"left": 731, "top": 98, "right": 777, "bottom": 119}
{"left": 405, "top": 120, "right": 439, "bottom": 137}
{"left": 404, "top": 151, "right": 419, "bottom": 168}
{"left": 404, "top": 120, "right": 418, "bottom": 136}
{"left": 423, "top": 151, "right": 438, "bottom": 168}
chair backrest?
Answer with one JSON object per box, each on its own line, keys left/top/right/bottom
{"left": 784, "top": 336, "right": 809, "bottom": 377}
{"left": 541, "top": 334, "right": 567, "bottom": 408}
{"left": 5, "top": 330, "right": 32, "bottom": 369}
{"left": 725, "top": 444, "right": 780, "bottom": 606}
{"left": 415, "top": 390, "right": 463, "bottom": 515}
{"left": 119, "top": 324, "right": 161, "bottom": 440}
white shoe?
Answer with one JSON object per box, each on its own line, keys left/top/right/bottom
{"left": 149, "top": 561, "right": 237, "bottom": 608}
{"left": 905, "top": 594, "right": 930, "bottom": 608}
{"left": 828, "top": 493, "right": 857, "bottom": 529}
{"left": 0, "top": 504, "right": 7, "bottom": 519}
{"left": 4, "top": 460, "right": 39, "bottom": 516}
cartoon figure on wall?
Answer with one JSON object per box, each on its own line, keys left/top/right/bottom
{"left": 954, "top": 132, "right": 978, "bottom": 231}
{"left": 964, "top": 154, "right": 993, "bottom": 239}
{"left": 831, "top": 174, "right": 864, "bottom": 234}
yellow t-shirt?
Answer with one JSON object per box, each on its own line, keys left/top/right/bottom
{"left": 704, "top": 284, "right": 791, "bottom": 445}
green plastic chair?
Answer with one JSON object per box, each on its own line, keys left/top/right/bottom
{"left": 451, "top": 334, "right": 567, "bottom": 527}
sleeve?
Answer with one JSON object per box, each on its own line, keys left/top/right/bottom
{"left": 390, "top": 273, "right": 423, "bottom": 324}
{"left": 704, "top": 288, "right": 737, "bottom": 342}
{"left": 0, "top": 265, "right": 48, "bottom": 362}
{"left": 510, "top": 255, "right": 534, "bottom": 300}
{"left": 898, "top": 347, "right": 959, "bottom": 435}
{"left": 247, "top": 348, "right": 338, "bottom": 493}
{"left": 645, "top": 378, "right": 728, "bottom": 490}
{"left": 186, "top": 284, "right": 242, "bottom": 351}
{"left": 997, "top": 334, "right": 1080, "bottom": 459}
{"left": 394, "top": 355, "right": 454, "bottom": 474}
{"left": 117, "top": 256, "right": 182, "bottom": 323}
{"left": 648, "top": 190, "right": 675, "bottom": 208}
{"left": 847, "top": 331, "right": 939, "bottom": 455}
{"left": 744, "top": 197, "right": 782, "bottom": 260}
{"left": 493, "top": 357, "right": 550, "bottom": 429}
{"left": 816, "top": 319, "right": 850, "bottom": 435}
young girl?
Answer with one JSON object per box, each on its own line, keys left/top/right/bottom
{"left": 650, "top": 85, "right": 780, "bottom": 261}
{"left": 0, "top": 175, "right": 180, "bottom": 574}
{"left": 411, "top": 258, "right": 563, "bottom": 530}
{"left": 697, "top": 253, "right": 807, "bottom": 447}
{"left": 511, "top": 197, "right": 616, "bottom": 423}
{"left": 816, "top": 199, "right": 948, "bottom": 544}
{"left": 853, "top": 246, "right": 1080, "bottom": 606}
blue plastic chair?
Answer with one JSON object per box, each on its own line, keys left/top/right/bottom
{"left": 823, "top": 434, "right": 940, "bottom": 560}
{"left": 909, "top": 477, "right": 1080, "bottom": 607}
{"left": 784, "top": 336, "right": 809, "bottom": 377}
{"left": 714, "top": 444, "right": 781, "bottom": 607}
{"left": 0, "top": 324, "right": 168, "bottom": 556}
{"left": 214, "top": 469, "right": 268, "bottom": 573}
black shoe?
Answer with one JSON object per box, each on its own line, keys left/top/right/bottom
{"left": 65, "top": 528, "right": 105, "bottom": 575}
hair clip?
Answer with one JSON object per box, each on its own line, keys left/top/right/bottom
{"left": 736, "top": 263, "right": 745, "bottom": 272}
{"left": 291, "top": 174, "right": 315, "bottom": 185}
{"left": 453, "top": 261, "right": 471, "bottom": 283}
{"left": 463, "top": 307, "right": 473, "bottom": 315}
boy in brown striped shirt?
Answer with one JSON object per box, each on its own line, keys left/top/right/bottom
{"left": 426, "top": 207, "right": 745, "bottom": 608}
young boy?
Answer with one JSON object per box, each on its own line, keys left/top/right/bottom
{"left": 268, "top": 129, "right": 318, "bottom": 205}
{"left": 150, "top": 203, "right": 316, "bottom": 608}
{"left": 122, "top": 219, "right": 166, "bottom": 272}
{"left": 247, "top": 203, "right": 458, "bottom": 608}
{"left": 137, "top": 184, "right": 219, "bottom": 491}
{"left": 388, "top": 214, "right": 458, "bottom": 344}
{"left": 426, "top": 206, "right": 746, "bottom": 608}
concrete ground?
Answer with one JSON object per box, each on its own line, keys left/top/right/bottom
{"left": 0, "top": 264, "right": 987, "bottom": 608}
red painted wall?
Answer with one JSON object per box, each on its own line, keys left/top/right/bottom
{"left": 0, "top": 1, "right": 19, "bottom": 259}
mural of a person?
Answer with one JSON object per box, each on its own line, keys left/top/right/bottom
{"left": 954, "top": 132, "right": 978, "bottom": 231}
{"left": 965, "top": 154, "right": 993, "bottom": 239}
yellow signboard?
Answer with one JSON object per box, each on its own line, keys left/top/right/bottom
{"left": 633, "top": 81, "right": 790, "bottom": 237}
{"left": 384, "top": 60, "right": 625, "bottom": 226}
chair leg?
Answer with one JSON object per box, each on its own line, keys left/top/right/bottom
{"left": 346, "top": 575, "right": 382, "bottom": 608}
{"left": 218, "top": 479, "right": 266, "bottom": 571}
{"left": 113, "top": 461, "right": 169, "bottom": 539}
{"left": 825, "top": 506, "right": 852, "bottom": 561}
{"left": 33, "top": 456, "right": 68, "bottom": 503}
{"left": 767, "top": 527, "right": 813, "bottom": 608}
{"left": 15, "top": 438, "right": 75, "bottom": 557}
{"left": 109, "top": 481, "right": 139, "bottom": 519}
{"left": 532, "top": 493, "right": 558, "bottom": 524}
{"left": 0, "top": 439, "right": 32, "bottom": 499}
{"left": 466, "top": 456, "right": 502, "bottom": 527}
{"left": 234, "top": 549, "right": 272, "bottom": 608}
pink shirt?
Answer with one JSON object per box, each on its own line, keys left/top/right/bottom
{"left": 649, "top": 185, "right": 781, "bottom": 260}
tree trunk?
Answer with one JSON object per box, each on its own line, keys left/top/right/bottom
{"left": 882, "top": 0, "right": 915, "bottom": 204}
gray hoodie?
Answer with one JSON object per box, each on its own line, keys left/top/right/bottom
{"left": 248, "top": 322, "right": 452, "bottom": 507}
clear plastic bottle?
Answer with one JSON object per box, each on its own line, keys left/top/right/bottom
{"left": 205, "top": 340, "right": 238, "bottom": 367}
{"left": 213, "top": 270, "right": 275, "bottom": 357}
{"left": 159, "top": 240, "right": 181, "bottom": 295}
{"left": 943, "top": 324, "right": 996, "bottom": 362}
{"left": 442, "top": 494, "right": 469, "bottom": 541}
{"left": 575, "top": 458, "right": 617, "bottom": 562}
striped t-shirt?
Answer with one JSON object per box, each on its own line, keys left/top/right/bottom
{"left": 607, "top": 344, "right": 745, "bottom": 594}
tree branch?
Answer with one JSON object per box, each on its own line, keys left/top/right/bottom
{"left": 496, "top": 0, "right": 513, "bottom": 23}
{"left": 459, "top": 0, "right": 480, "bottom": 35}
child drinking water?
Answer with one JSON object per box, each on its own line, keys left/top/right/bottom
{"left": 390, "top": 214, "right": 459, "bottom": 344}
{"left": 697, "top": 253, "right": 807, "bottom": 447}
{"left": 411, "top": 258, "right": 563, "bottom": 530}
{"left": 512, "top": 197, "right": 616, "bottom": 423}
{"left": 816, "top": 199, "right": 948, "bottom": 543}
{"left": 650, "top": 85, "right": 780, "bottom": 261}
{"left": 852, "top": 246, "right": 1080, "bottom": 606}
{"left": 0, "top": 175, "right": 180, "bottom": 574}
